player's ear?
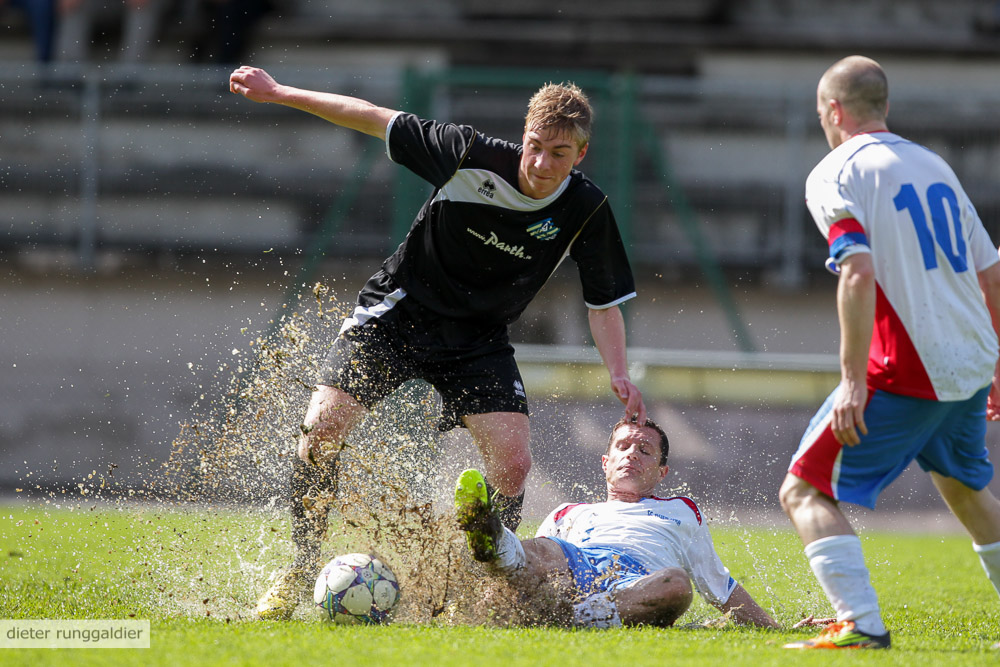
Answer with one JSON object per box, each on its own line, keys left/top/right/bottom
{"left": 830, "top": 99, "right": 843, "bottom": 126}
{"left": 601, "top": 454, "right": 609, "bottom": 474}
{"left": 574, "top": 142, "right": 588, "bottom": 165}
{"left": 658, "top": 464, "right": 669, "bottom": 480}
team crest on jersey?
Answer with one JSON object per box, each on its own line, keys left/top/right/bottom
{"left": 527, "top": 218, "right": 559, "bottom": 241}
{"left": 478, "top": 178, "right": 496, "bottom": 199}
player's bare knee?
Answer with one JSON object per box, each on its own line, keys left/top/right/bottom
{"left": 520, "top": 538, "right": 570, "bottom": 582}
{"left": 296, "top": 421, "right": 350, "bottom": 464}
{"left": 653, "top": 567, "right": 693, "bottom": 603}
{"left": 298, "top": 393, "right": 366, "bottom": 463}
{"left": 501, "top": 428, "right": 532, "bottom": 477}
{"left": 305, "top": 386, "right": 365, "bottom": 429}
{"left": 779, "top": 474, "right": 808, "bottom": 517}
{"left": 506, "top": 450, "right": 532, "bottom": 488}
{"left": 489, "top": 448, "right": 532, "bottom": 494}
{"left": 523, "top": 537, "right": 567, "bottom": 568}
{"left": 625, "top": 568, "right": 692, "bottom": 626}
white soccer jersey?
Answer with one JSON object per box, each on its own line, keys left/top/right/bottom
{"left": 805, "top": 131, "right": 999, "bottom": 401}
{"left": 535, "top": 496, "right": 737, "bottom": 606}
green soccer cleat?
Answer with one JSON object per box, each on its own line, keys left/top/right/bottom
{"left": 454, "top": 469, "right": 503, "bottom": 563}
{"left": 255, "top": 566, "right": 309, "bottom": 621}
{"left": 783, "top": 620, "right": 891, "bottom": 649}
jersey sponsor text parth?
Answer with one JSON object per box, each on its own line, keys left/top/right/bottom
{"left": 465, "top": 227, "right": 532, "bottom": 260}
{"left": 383, "top": 112, "right": 635, "bottom": 324}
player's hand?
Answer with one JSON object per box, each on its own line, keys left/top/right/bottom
{"left": 988, "top": 373, "right": 1000, "bottom": 421}
{"left": 612, "top": 376, "right": 647, "bottom": 425}
{"left": 792, "top": 615, "right": 837, "bottom": 629}
{"left": 830, "top": 381, "right": 868, "bottom": 446}
{"left": 229, "top": 66, "right": 283, "bottom": 104}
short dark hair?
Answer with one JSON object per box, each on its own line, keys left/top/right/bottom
{"left": 606, "top": 418, "right": 669, "bottom": 466}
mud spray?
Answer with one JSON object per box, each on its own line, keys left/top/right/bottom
{"left": 10, "top": 281, "right": 826, "bottom": 626}
{"left": 14, "top": 283, "right": 589, "bottom": 626}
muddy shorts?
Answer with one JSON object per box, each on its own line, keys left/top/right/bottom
{"left": 317, "top": 277, "right": 529, "bottom": 431}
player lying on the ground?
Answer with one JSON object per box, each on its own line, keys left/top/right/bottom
{"left": 455, "top": 418, "right": 780, "bottom": 628}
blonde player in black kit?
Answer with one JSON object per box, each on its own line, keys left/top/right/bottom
{"left": 229, "top": 66, "right": 647, "bottom": 620}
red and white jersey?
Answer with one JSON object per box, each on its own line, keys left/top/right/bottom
{"left": 535, "top": 496, "right": 737, "bottom": 605}
{"left": 806, "top": 131, "right": 999, "bottom": 401}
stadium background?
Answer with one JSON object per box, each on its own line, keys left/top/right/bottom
{"left": 3, "top": 0, "right": 1000, "bottom": 524}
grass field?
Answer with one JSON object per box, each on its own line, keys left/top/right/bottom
{"left": 1, "top": 500, "right": 997, "bottom": 665}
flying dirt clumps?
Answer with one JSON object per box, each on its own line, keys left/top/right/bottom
{"left": 156, "top": 283, "right": 572, "bottom": 626}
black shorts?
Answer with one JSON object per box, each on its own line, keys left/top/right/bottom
{"left": 317, "top": 277, "right": 529, "bottom": 431}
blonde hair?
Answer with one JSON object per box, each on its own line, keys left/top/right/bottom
{"left": 524, "top": 82, "right": 593, "bottom": 148}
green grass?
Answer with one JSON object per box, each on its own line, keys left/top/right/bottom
{"left": 1, "top": 501, "right": 997, "bottom": 665}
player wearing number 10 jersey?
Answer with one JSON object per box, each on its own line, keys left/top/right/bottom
{"left": 806, "top": 122, "right": 997, "bottom": 403}
{"left": 779, "top": 56, "right": 1000, "bottom": 650}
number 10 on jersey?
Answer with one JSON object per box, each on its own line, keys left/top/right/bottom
{"left": 893, "top": 182, "right": 968, "bottom": 273}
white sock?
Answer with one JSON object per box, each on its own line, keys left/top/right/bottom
{"left": 572, "top": 591, "right": 622, "bottom": 629}
{"left": 491, "top": 526, "right": 526, "bottom": 573}
{"left": 805, "top": 534, "right": 887, "bottom": 636}
{"left": 973, "top": 540, "right": 1000, "bottom": 597}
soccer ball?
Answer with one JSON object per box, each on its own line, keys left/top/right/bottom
{"left": 314, "top": 553, "right": 400, "bottom": 624}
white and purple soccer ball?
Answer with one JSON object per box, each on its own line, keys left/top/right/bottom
{"left": 314, "top": 553, "right": 400, "bottom": 624}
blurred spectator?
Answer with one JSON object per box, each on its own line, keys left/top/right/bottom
{"left": 2, "top": 0, "right": 57, "bottom": 62}
{"left": 54, "top": 0, "right": 169, "bottom": 63}
{"left": 188, "top": 0, "right": 272, "bottom": 65}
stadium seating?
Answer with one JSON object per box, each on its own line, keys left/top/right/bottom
{"left": 2, "top": 0, "right": 999, "bottom": 279}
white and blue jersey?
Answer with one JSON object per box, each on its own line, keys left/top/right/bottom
{"left": 805, "top": 131, "right": 999, "bottom": 401}
{"left": 536, "top": 497, "right": 738, "bottom": 606}
{"left": 792, "top": 130, "right": 1000, "bottom": 505}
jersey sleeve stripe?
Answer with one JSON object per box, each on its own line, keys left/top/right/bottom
{"left": 828, "top": 218, "right": 869, "bottom": 263}
{"left": 553, "top": 502, "right": 586, "bottom": 522}
{"left": 829, "top": 219, "right": 869, "bottom": 257}
{"left": 676, "top": 497, "right": 702, "bottom": 525}
{"left": 384, "top": 111, "right": 405, "bottom": 161}
{"left": 828, "top": 217, "right": 866, "bottom": 241}
{"left": 585, "top": 292, "right": 637, "bottom": 310}
{"left": 829, "top": 233, "right": 869, "bottom": 261}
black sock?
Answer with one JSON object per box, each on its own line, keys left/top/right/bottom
{"left": 289, "top": 455, "right": 338, "bottom": 574}
{"left": 485, "top": 480, "right": 525, "bottom": 532}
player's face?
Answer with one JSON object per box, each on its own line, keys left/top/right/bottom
{"left": 518, "top": 127, "right": 588, "bottom": 200}
{"left": 602, "top": 424, "right": 668, "bottom": 496}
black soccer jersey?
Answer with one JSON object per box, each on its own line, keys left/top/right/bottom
{"left": 379, "top": 112, "right": 636, "bottom": 325}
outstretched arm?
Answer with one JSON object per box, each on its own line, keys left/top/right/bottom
{"left": 713, "top": 584, "right": 779, "bottom": 628}
{"left": 229, "top": 66, "right": 398, "bottom": 139}
{"left": 588, "top": 306, "right": 646, "bottom": 424}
